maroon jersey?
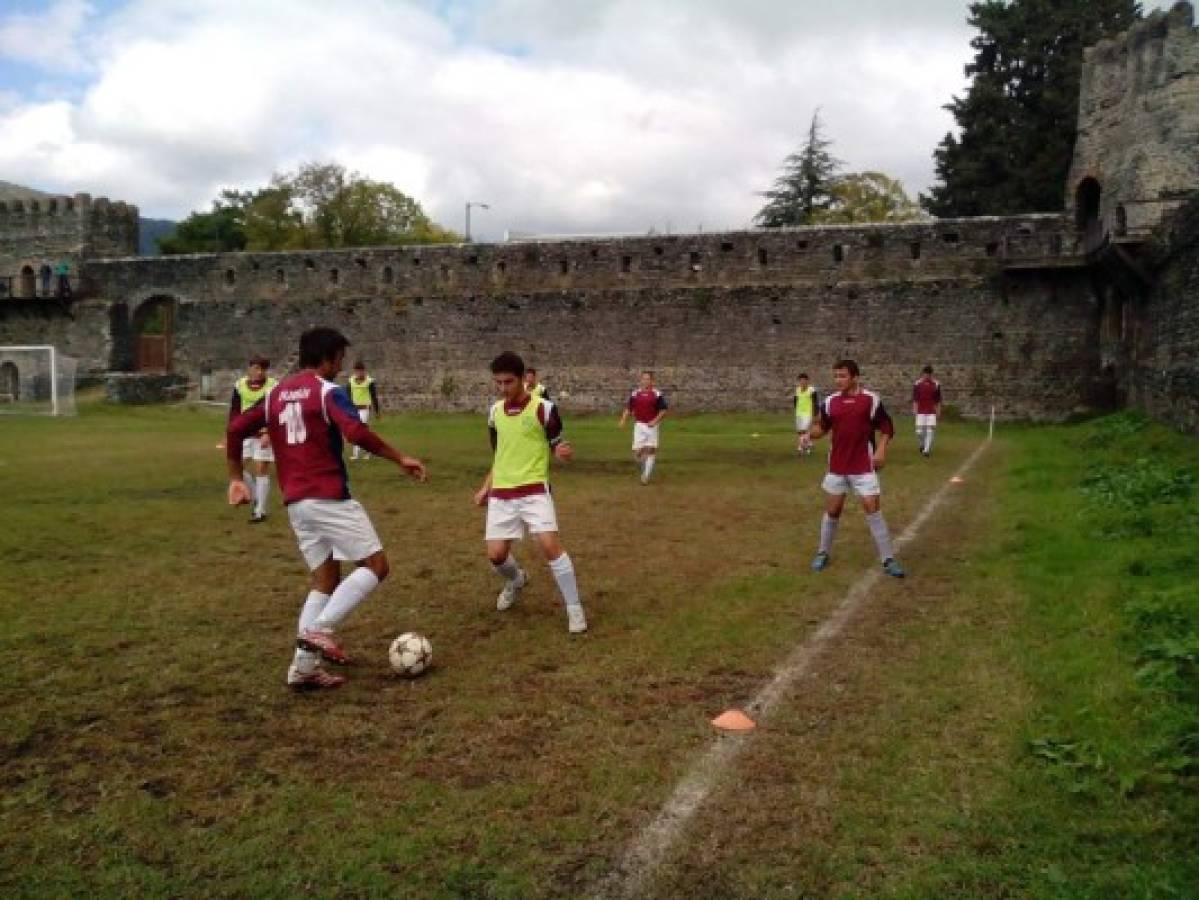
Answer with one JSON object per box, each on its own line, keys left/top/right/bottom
{"left": 226, "top": 370, "right": 386, "bottom": 504}
{"left": 819, "top": 388, "right": 895, "bottom": 476}
{"left": 912, "top": 377, "right": 942, "bottom": 415}
{"left": 628, "top": 388, "right": 668, "bottom": 424}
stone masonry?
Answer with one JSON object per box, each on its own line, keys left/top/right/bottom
{"left": 0, "top": 7, "right": 1195, "bottom": 428}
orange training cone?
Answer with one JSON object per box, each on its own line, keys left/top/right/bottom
{"left": 711, "top": 709, "right": 756, "bottom": 732}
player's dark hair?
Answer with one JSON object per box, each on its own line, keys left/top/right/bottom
{"left": 798, "top": 372, "right": 809, "bottom": 380}
{"left": 526, "top": 367, "right": 537, "bottom": 376}
{"left": 922, "top": 365, "right": 934, "bottom": 375}
{"left": 299, "top": 328, "right": 351, "bottom": 368}
{"left": 353, "top": 359, "right": 365, "bottom": 370}
{"left": 249, "top": 355, "right": 270, "bottom": 368}
{"left": 490, "top": 351, "right": 525, "bottom": 377}
{"left": 833, "top": 358, "right": 860, "bottom": 377}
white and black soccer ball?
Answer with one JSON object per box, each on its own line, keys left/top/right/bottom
{"left": 388, "top": 632, "right": 433, "bottom": 678}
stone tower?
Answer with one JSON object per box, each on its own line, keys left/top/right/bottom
{"left": 1066, "top": 2, "right": 1199, "bottom": 246}
{"left": 0, "top": 184, "right": 139, "bottom": 300}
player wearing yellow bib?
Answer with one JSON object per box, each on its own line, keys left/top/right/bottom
{"left": 793, "top": 373, "right": 820, "bottom": 455}
{"left": 473, "top": 351, "right": 587, "bottom": 634}
{"left": 524, "top": 367, "right": 549, "bottom": 400}
{"left": 229, "top": 355, "right": 279, "bottom": 522}
{"left": 347, "top": 360, "right": 381, "bottom": 460}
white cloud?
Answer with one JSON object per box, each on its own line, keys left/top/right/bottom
{"left": 0, "top": 0, "right": 97, "bottom": 73}
{"left": 3, "top": 0, "right": 1145, "bottom": 239}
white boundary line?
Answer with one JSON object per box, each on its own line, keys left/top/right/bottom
{"left": 594, "top": 436, "right": 994, "bottom": 899}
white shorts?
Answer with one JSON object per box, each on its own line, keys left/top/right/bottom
{"left": 633, "top": 422, "right": 660, "bottom": 450}
{"left": 915, "top": 414, "right": 937, "bottom": 430}
{"left": 242, "top": 436, "right": 275, "bottom": 463}
{"left": 485, "top": 492, "right": 559, "bottom": 541}
{"left": 356, "top": 407, "right": 371, "bottom": 424}
{"left": 795, "top": 415, "right": 813, "bottom": 432}
{"left": 822, "top": 472, "right": 882, "bottom": 497}
{"left": 287, "top": 498, "right": 383, "bottom": 570}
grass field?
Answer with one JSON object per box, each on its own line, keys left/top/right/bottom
{"left": 1, "top": 403, "right": 1195, "bottom": 898}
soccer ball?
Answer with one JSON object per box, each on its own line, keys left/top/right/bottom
{"left": 388, "top": 632, "right": 433, "bottom": 678}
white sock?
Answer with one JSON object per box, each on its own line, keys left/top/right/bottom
{"left": 293, "top": 590, "right": 330, "bottom": 674}
{"left": 866, "top": 511, "right": 895, "bottom": 562}
{"left": 924, "top": 429, "right": 935, "bottom": 453}
{"left": 818, "top": 513, "right": 840, "bottom": 555}
{"left": 549, "top": 553, "right": 582, "bottom": 610}
{"left": 644, "top": 455, "right": 656, "bottom": 480}
{"left": 313, "top": 567, "right": 380, "bottom": 631}
{"left": 492, "top": 554, "right": 522, "bottom": 582}
{"left": 254, "top": 476, "right": 269, "bottom": 515}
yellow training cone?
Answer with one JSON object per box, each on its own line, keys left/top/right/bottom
{"left": 711, "top": 709, "right": 756, "bottom": 732}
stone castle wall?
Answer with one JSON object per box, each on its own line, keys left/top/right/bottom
{"left": 29, "top": 213, "right": 1094, "bottom": 419}
{"left": 0, "top": 194, "right": 139, "bottom": 298}
{"left": 1130, "top": 196, "right": 1199, "bottom": 432}
{"left": 1067, "top": 2, "right": 1199, "bottom": 237}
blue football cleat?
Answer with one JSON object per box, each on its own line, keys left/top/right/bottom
{"left": 811, "top": 551, "right": 831, "bottom": 572}
{"left": 882, "top": 557, "right": 906, "bottom": 578}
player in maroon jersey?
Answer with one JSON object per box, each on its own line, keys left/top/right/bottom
{"left": 912, "top": 365, "right": 942, "bottom": 457}
{"left": 226, "top": 327, "right": 427, "bottom": 690}
{"left": 618, "top": 371, "right": 669, "bottom": 484}
{"left": 808, "top": 359, "right": 905, "bottom": 578}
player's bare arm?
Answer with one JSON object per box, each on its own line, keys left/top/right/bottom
{"left": 618, "top": 409, "right": 629, "bottom": 428}
{"left": 809, "top": 419, "right": 827, "bottom": 441}
{"left": 649, "top": 410, "right": 668, "bottom": 428}
{"left": 474, "top": 469, "right": 493, "bottom": 506}
{"left": 873, "top": 431, "right": 891, "bottom": 469}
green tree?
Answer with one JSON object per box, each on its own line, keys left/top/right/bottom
{"left": 157, "top": 190, "right": 251, "bottom": 254}
{"left": 755, "top": 110, "right": 842, "bottom": 228}
{"left": 163, "top": 163, "right": 458, "bottom": 254}
{"left": 812, "top": 172, "right": 925, "bottom": 225}
{"left": 922, "top": 0, "right": 1140, "bottom": 217}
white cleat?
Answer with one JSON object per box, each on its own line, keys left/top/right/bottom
{"left": 566, "top": 604, "right": 588, "bottom": 634}
{"left": 496, "top": 571, "right": 528, "bottom": 611}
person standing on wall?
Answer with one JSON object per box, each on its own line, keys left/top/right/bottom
{"left": 347, "top": 360, "right": 382, "bottom": 461}
{"left": 54, "top": 260, "right": 71, "bottom": 298}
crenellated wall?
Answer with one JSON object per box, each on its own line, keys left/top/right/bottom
{"left": 0, "top": 193, "right": 139, "bottom": 299}
{"left": 31, "top": 213, "right": 1094, "bottom": 420}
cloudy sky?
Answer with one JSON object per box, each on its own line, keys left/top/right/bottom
{"left": 0, "top": 0, "right": 1170, "bottom": 241}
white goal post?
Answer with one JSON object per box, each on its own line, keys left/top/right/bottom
{"left": 0, "top": 345, "right": 77, "bottom": 416}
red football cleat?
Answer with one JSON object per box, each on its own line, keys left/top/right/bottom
{"left": 297, "top": 628, "right": 352, "bottom": 666}
{"left": 287, "top": 665, "right": 346, "bottom": 691}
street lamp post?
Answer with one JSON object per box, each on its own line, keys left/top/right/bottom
{"left": 465, "top": 201, "right": 490, "bottom": 242}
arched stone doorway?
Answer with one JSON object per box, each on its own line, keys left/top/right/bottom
{"left": 1075, "top": 177, "right": 1102, "bottom": 230}
{"left": 132, "top": 296, "right": 175, "bottom": 371}
{"left": 18, "top": 265, "right": 35, "bottom": 299}
{"left": 0, "top": 361, "right": 17, "bottom": 402}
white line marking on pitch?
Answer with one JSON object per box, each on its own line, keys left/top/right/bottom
{"left": 594, "top": 438, "right": 993, "bottom": 899}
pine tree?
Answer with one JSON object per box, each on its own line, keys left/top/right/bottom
{"left": 922, "top": 0, "right": 1140, "bottom": 217}
{"left": 755, "top": 111, "right": 842, "bottom": 228}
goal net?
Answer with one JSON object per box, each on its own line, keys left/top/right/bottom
{"left": 0, "top": 346, "right": 77, "bottom": 416}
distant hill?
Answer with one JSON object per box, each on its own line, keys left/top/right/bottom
{"left": 139, "top": 218, "right": 177, "bottom": 256}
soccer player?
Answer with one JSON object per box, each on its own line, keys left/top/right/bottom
{"left": 229, "top": 355, "right": 278, "bottom": 523}
{"left": 912, "top": 365, "right": 942, "bottom": 457}
{"left": 473, "top": 351, "right": 587, "bottom": 634}
{"left": 618, "top": 370, "right": 669, "bottom": 485}
{"left": 347, "top": 360, "right": 381, "bottom": 460}
{"left": 226, "top": 327, "right": 427, "bottom": 690}
{"left": 794, "top": 372, "right": 820, "bottom": 455}
{"left": 524, "top": 367, "right": 549, "bottom": 399}
{"left": 808, "top": 359, "right": 905, "bottom": 578}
